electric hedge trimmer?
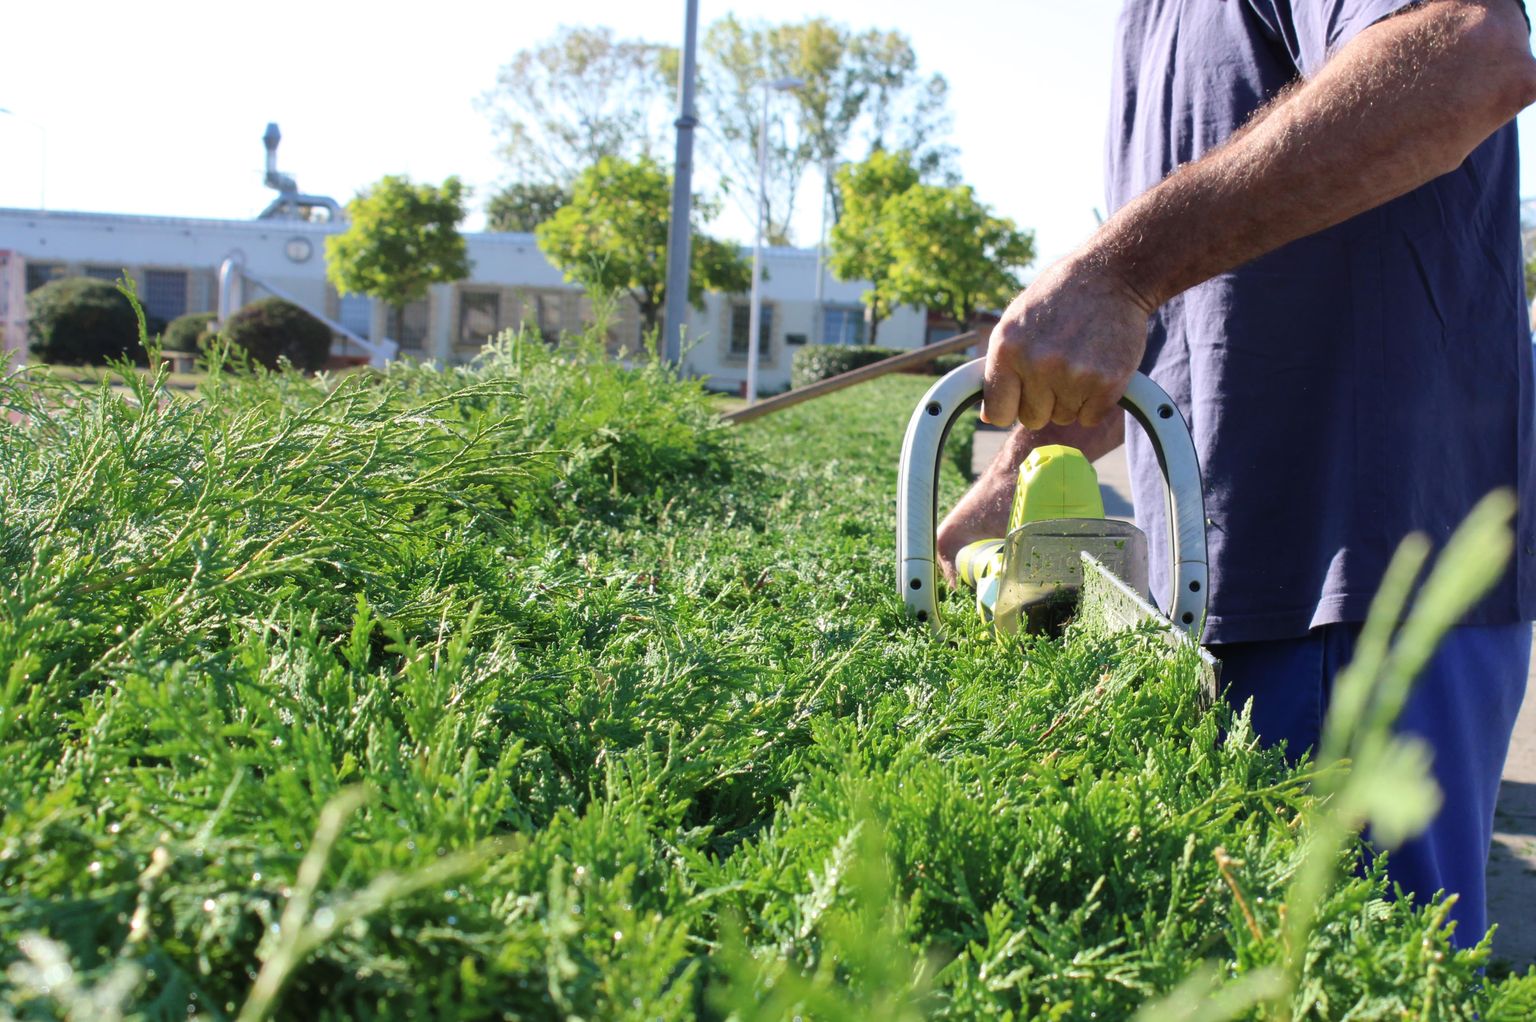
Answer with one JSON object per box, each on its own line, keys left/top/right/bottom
{"left": 896, "top": 358, "right": 1220, "bottom": 693}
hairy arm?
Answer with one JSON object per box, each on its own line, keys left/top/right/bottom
{"left": 939, "top": 0, "right": 1536, "bottom": 579}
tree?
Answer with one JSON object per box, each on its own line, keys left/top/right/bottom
{"left": 884, "top": 184, "right": 1035, "bottom": 332}
{"left": 698, "top": 17, "right": 954, "bottom": 243}
{"left": 535, "top": 156, "right": 751, "bottom": 333}
{"left": 486, "top": 182, "right": 570, "bottom": 233}
{"left": 826, "top": 150, "right": 921, "bottom": 343}
{"left": 479, "top": 27, "right": 677, "bottom": 188}
{"left": 325, "top": 176, "right": 471, "bottom": 341}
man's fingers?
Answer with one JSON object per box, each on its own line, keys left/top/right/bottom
{"left": 1018, "top": 373, "right": 1055, "bottom": 431}
{"left": 981, "top": 351, "right": 1021, "bottom": 427}
{"left": 1077, "top": 388, "right": 1122, "bottom": 428}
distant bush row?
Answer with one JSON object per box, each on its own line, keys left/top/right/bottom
{"left": 26, "top": 276, "right": 331, "bottom": 371}
{"left": 790, "top": 343, "right": 975, "bottom": 388}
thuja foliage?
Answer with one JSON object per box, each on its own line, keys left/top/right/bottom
{"left": 0, "top": 315, "right": 1531, "bottom": 1019}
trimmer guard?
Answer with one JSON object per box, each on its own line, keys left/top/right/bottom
{"left": 897, "top": 358, "right": 1210, "bottom": 641}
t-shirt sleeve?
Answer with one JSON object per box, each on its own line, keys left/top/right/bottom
{"left": 1247, "top": 0, "right": 1530, "bottom": 78}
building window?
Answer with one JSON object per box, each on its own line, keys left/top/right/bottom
{"left": 516, "top": 290, "right": 567, "bottom": 342}
{"left": 458, "top": 290, "right": 500, "bottom": 350}
{"left": 392, "top": 299, "right": 430, "bottom": 349}
{"left": 143, "top": 269, "right": 188, "bottom": 324}
{"left": 338, "top": 294, "right": 371, "bottom": 339}
{"left": 822, "top": 305, "right": 865, "bottom": 346}
{"left": 84, "top": 265, "right": 121, "bottom": 282}
{"left": 729, "top": 302, "right": 773, "bottom": 357}
{"left": 24, "top": 262, "right": 65, "bottom": 292}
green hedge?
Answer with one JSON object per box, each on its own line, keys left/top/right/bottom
{"left": 26, "top": 276, "right": 145, "bottom": 365}
{"left": 222, "top": 296, "right": 332, "bottom": 372}
{"left": 2, "top": 318, "right": 1533, "bottom": 1019}
{"left": 790, "top": 344, "right": 904, "bottom": 388}
{"left": 929, "top": 352, "right": 974, "bottom": 376}
{"left": 162, "top": 310, "right": 217, "bottom": 353}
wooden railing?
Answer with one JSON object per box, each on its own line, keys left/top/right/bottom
{"left": 724, "top": 330, "right": 984, "bottom": 424}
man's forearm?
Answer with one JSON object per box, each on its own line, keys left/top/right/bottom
{"left": 1091, "top": 0, "right": 1536, "bottom": 311}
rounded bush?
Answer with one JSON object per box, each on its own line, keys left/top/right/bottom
{"left": 928, "top": 352, "right": 973, "bottom": 377}
{"left": 26, "top": 277, "right": 145, "bottom": 365}
{"left": 222, "top": 297, "right": 332, "bottom": 372}
{"left": 163, "top": 311, "right": 217, "bottom": 353}
{"left": 789, "top": 344, "right": 904, "bottom": 389}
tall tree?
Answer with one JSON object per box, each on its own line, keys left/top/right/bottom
{"left": 478, "top": 27, "right": 677, "bottom": 188}
{"left": 826, "top": 150, "right": 921, "bottom": 343}
{"left": 698, "top": 17, "right": 954, "bottom": 243}
{"left": 535, "top": 156, "right": 751, "bottom": 333}
{"left": 485, "top": 182, "right": 570, "bottom": 233}
{"left": 325, "top": 175, "right": 471, "bottom": 341}
{"left": 884, "top": 184, "right": 1035, "bottom": 332}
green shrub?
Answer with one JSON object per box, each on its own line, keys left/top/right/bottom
{"left": 222, "top": 296, "right": 332, "bottom": 371}
{"left": 0, "top": 312, "right": 1528, "bottom": 1019}
{"left": 929, "top": 351, "right": 973, "bottom": 376}
{"left": 162, "top": 310, "right": 216, "bottom": 352}
{"left": 25, "top": 276, "right": 144, "bottom": 365}
{"left": 790, "top": 343, "right": 903, "bottom": 388}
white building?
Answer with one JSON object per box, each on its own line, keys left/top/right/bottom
{"left": 0, "top": 206, "right": 933, "bottom": 394}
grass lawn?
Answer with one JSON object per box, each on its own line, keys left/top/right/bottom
{"left": 0, "top": 333, "right": 1531, "bottom": 1020}
{"left": 28, "top": 360, "right": 207, "bottom": 392}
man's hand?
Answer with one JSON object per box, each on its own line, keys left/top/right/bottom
{"left": 981, "top": 256, "right": 1154, "bottom": 431}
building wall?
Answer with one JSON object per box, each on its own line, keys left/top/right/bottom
{"left": 0, "top": 250, "right": 24, "bottom": 371}
{"left": 0, "top": 207, "right": 932, "bottom": 393}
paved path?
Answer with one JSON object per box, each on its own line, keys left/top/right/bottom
{"left": 971, "top": 427, "right": 1536, "bottom": 966}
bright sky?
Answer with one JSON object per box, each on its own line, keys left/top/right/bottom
{"left": 5, "top": 0, "right": 1536, "bottom": 270}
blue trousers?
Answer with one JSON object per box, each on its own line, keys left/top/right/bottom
{"left": 1211, "top": 623, "right": 1531, "bottom": 948}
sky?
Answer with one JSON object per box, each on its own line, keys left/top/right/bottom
{"left": 5, "top": 0, "right": 1536, "bottom": 271}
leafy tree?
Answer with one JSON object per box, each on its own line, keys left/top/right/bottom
{"left": 535, "top": 156, "right": 751, "bottom": 333}
{"left": 826, "top": 150, "right": 921, "bottom": 343}
{"left": 479, "top": 27, "right": 677, "bottom": 188}
{"left": 698, "top": 17, "right": 953, "bottom": 242}
{"left": 325, "top": 175, "right": 471, "bottom": 342}
{"left": 884, "top": 183, "right": 1035, "bottom": 332}
{"left": 486, "top": 182, "right": 570, "bottom": 233}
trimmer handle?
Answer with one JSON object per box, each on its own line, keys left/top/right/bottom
{"left": 896, "top": 358, "right": 1209, "bottom": 637}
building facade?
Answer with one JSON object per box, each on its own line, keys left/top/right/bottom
{"left": 0, "top": 207, "right": 934, "bottom": 393}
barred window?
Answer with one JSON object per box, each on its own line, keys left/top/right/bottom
{"left": 338, "top": 294, "right": 371, "bottom": 339}
{"left": 821, "top": 305, "right": 865, "bottom": 346}
{"left": 24, "top": 262, "right": 64, "bottom": 292}
{"left": 458, "top": 290, "right": 500, "bottom": 350}
{"left": 729, "top": 303, "right": 773, "bottom": 356}
{"left": 143, "top": 269, "right": 188, "bottom": 323}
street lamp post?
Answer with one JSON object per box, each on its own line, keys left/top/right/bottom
{"left": 660, "top": 0, "right": 701, "bottom": 366}
{"left": 0, "top": 108, "right": 46, "bottom": 210}
{"left": 745, "top": 76, "right": 803, "bottom": 405}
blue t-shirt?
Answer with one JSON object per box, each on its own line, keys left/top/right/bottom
{"left": 1111, "top": 0, "right": 1536, "bottom": 644}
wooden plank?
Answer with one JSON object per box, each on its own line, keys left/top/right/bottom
{"left": 724, "top": 329, "right": 984, "bottom": 424}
